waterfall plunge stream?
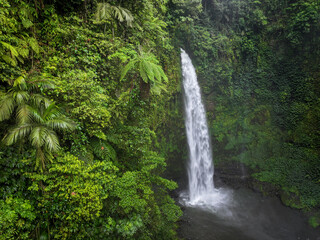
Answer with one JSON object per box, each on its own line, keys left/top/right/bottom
{"left": 181, "top": 49, "right": 230, "bottom": 207}
{"left": 181, "top": 49, "right": 214, "bottom": 202}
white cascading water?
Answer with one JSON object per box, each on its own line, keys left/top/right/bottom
{"left": 181, "top": 49, "right": 215, "bottom": 204}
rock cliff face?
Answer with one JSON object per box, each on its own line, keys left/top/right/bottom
{"left": 214, "top": 161, "right": 311, "bottom": 212}
{"left": 214, "top": 161, "right": 280, "bottom": 197}
{"left": 214, "top": 161, "right": 252, "bottom": 189}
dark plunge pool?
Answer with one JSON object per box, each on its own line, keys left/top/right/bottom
{"left": 178, "top": 188, "right": 320, "bottom": 240}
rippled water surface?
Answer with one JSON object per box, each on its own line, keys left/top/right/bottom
{"left": 179, "top": 188, "right": 320, "bottom": 240}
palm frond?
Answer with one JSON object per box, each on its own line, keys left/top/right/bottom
{"left": 28, "top": 105, "right": 44, "bottom": 124}
{"left": 3, "top": 124, "right": 33, "bottom": 145}
{"left": 45, "top": 117, "right": 76, "bottom": 131}
{"left": 30, "top": 126, "right": 60, "bottom": 152}
{"left": 29, "top": 126, "right": 45, "bottom": 148}
{"left": 42, "top": 103, "right": 61, "bottom": 120}
{"left": 113, "top": 7, "right": 124, "bottom": 22}
{"left": 31, "top": 93, "right": 52, "bottom": 109}
{"left": 12, "top": 90, "right": 29, "bottom": 104}
{"left": 43, "top": 128, "right": 60, "bottom": 152}
{"left": 16, "top": 104, "right": 33, "bottom": 124}
{"left": 0, "top": 94, "right": 15, "bottom": 121}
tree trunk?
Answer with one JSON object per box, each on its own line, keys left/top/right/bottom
{"left": 139, "top": 79, "right": 150, "bottom": 99}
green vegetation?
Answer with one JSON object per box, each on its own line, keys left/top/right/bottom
{"left": 1, "top": 0, "right": 320, "bottom": 238}
{"left": 0, "top": 0, "right": 181, "bottom": 239}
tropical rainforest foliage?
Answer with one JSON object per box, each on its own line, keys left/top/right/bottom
{"left": 0, "top": 0, "right": 182, "bottom": 239}
{"left": 1, "top": 0, "right": 320, "bottom": 239}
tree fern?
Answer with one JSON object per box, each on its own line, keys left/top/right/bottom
{"left": 120, "top": 47, "right": 168, "bottom": 95}
{"left": 89, "top": 138, "right": 117, "bottom": 161}
{"left": 95, "top": 2, "right": 134, "bottom": 27}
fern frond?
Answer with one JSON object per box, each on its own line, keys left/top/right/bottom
{"left": 95, "top": 2, "right": 133, "bottom": 26}
{"left": 28, "top": 38, "right": 40, "bottom": 54}
{"left": 35, "top": 80, "right": 55, "bottom": 90}
{"left": 158, "top": 67, "right": 168, "bottom": 83}
{"left": 13, "top": 76, "right": 26, "bottom": 88}
{"left": 105, "top": 134, "right": 121, "bottom": 145}
{"left": 152, "top": 64, "right": 161, "bottom": 83}
{"left": 89, "top": 138, "right": 116, "bottom": 161}
{"left": 0, "top": 41, "right": 19, "bottom": 58}
{"left": 120, "top": 59, "right": 137, "bottom": 81}
{"left": 95, "top": 3, "right": 112, "bottom": 22}
{"left": 16, "top": 56, "right": 24, "bottom": 64}
{"left": 151, "top": 82, "right": 167, "bottom": 95}
{"left": 17, "top": 47, "right": 29, "bottom": 58}
{"left": 139, "top": 61, "right": 149, "bottom": 83}
{"left": 119, "top": 7, "right": 134, "bottom": 27}
{"left": 21, "top": 18, "right": 33, "bottom": 28}
{"left": 142, "top": 60, "right": 155, "bottom": 83}
{"left": 2, "top": 55, "right": 17, "bottom": 66}
{"left": 113, "top": 7, "right": 124, "bottom": 22}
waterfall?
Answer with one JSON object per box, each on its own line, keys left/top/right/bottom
{"left": 181, "top": 49, "right": 215, "bottom": 203}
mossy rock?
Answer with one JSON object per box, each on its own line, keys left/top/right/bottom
{"left": 280, "top": 190, "right": 304, "bottom": 209}
{"left": 309, "top": 216, "right": 320, "bottom": 228}
{"left": 251, "top": 180, "right": 279, "bottom": 196}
